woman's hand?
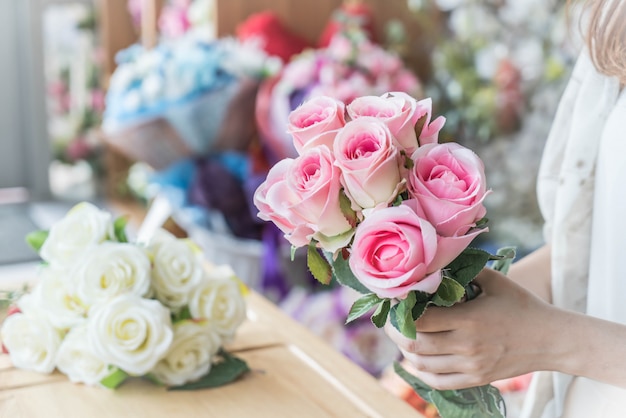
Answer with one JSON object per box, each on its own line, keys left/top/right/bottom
{"left": 385, "top": 268, "right": 566, "bottom": 390}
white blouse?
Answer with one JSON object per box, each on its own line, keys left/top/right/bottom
{"left": 521, "top": 51, "right": 626, "bottom": 418}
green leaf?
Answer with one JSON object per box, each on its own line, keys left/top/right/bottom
{"left": 25, "top": 230, "right": 49, "bottom": 253}
{"left": 473, "top": 217, "right": 489, "bottom": 230}
{"left": 113, "top": 217, "right": 129, "bottom": 243}
{"left": 172, "top": 306, "right": 192, "bottom": 323}
{"left": 169, "top": 351, "right": 250, "bottom": 391}
{"left": 431, "top": 386, "right": 506, "bottom": 418}
{"left": 393, "top": 361, "right": 433, "bottom": 403}
{"left": 323, "top": 251, "right": 371, "bottom": 294}
{"left": 394, "top": 292, "right": 417, "bottom": 339}
{"left": 100, "top": 368, "right": 128, "bottom": 389}
{"left": 394, "top": 362, "right": 506, "bottom": 418}
{"left": 432, "top": 277, "right": 466, "bottom": 307}
{"left": 411, "top": 301, "right": 428, "bottom": 321}
{"left": 414, "top": 291, "right": 431, "bottom": 303}
{"left": 414, "top": 113, "right": 428, "bottom": 144}
{"left": 346, "top": 294, "right": 382, "bottom": 324}
{"left": 401, "top": 150, "right": 415, "bottom": 170}
{"left": 308, "top": 244, "right": 332, "bottom": 285}
{"left": 291, "top": 245, "right": 297, "bottom": 262}
{"left": 339, "top": 190, "right": 358, "bottom": 228}
{"left": 371, "top": 299, "right": 391, "bottom": 328}
{"left": 445, "top": 248, "right": 492, "bottom": 287}
{"left": 490, "top": 246, "right": 516, "bottom": 275}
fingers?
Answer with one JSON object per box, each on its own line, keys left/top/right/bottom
{"left": 396, "top": 364, "right": 484, "bottom": 391}
{"left": 385, "top": 322, "right": 457, "bottom": 355}
{"left": 472, "top": 267, "right": 507, "bottom": 292}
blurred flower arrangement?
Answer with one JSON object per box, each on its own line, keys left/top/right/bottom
{"left": 128, "top": 0, "right": 216, "bottom": 41}
{"left": 409, "top": 0, "right": 579, "bottom": 144}
{"left": 103, "top": 31, "right": 281, "bottom": 170}
{"left": 257, "top": 28, "right": 423, "bottom": 162}
{"left": 0, "top": 202, "right": 249, "bottom": 389}
{"left": 104, "top": 34, "right": 281, "bottom": 136}
{"left": 406, "top": 0, "right": 582, "bottom": 251}
{"left": 43, "top": 4, "right": 107, "bottom": 199}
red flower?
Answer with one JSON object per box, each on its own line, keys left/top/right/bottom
{"left": 236, "top": 12, "right": 312, "bottom": 63}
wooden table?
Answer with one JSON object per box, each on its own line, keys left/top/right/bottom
{"left": 0, "top": 290, "right": 421, "bottom": 417}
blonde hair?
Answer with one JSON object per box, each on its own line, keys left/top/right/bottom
{"left": 583, "top": 0, "right": 626, "bottom": 84}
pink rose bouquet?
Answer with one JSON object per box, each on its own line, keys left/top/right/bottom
{"left": 254, "top": 92, "right": 514, "bottom": 417}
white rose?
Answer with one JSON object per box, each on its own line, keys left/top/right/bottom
{"left": 40, "top": 202, "right": 113, "bottom": 265}
{"left": 150, "top": 320, "right": 221, "bottom": 386}
{"left": 1, "top": 312, "right": 61, "bottom": 373}
{"left": 148, "top": 231, "right": 205, "bottom": 310}
{"left": 18, "top": 267, "right": 87, "bottom": 330}
{"left": 56, "top": 325, "right": 110, "bottom": 385}
{"left": 87, "top": 294, "right": 173, "bottom": 376}
{"left": 73, "top": 242, "right": 151, "bottom": 308}
{"left": 189, "top": 267, "right": 246, "bottom": 341}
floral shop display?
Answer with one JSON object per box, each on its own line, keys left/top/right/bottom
{"left": 0, "top": 202, "right": 249, "bottom": 390}
{"left": 103, "top": 31, "right": 281, "bottom": 170}
{"left": 407, "top": 0, "right": 582, "bottom": 252}
{"left": 253, "top": 91, "right": 517, "bottom": 417}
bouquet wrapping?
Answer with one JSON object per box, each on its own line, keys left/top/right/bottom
{"left": 103, "top": 34, "right": 281, "bottom": 169}
{"left": 253, "top": 92, "right": 514, "bottom": 417}
{"left": 0, "top": 202, "right": 249, "bottom": 390}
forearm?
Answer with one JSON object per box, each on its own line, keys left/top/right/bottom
{"left": 507, "top": 244, "right": 552, "bottom": 303}
{"left": 544, "top": 307, "right": 626, "bottom": 388}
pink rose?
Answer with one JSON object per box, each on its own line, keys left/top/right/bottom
{"left": 403, "top": 199, "right": 487, "bottom": 271}
{"left": 414, "top": 98, "right": 446, "bottom": 146}
{"left": 408, "top": 143, "right": 489, "bottom": 237}
{"left": 333, "top": 117, "right": 403, "bottom": 210}
{"left": 347, "top": 92, "right": 422, "bottom": 153}
{"left": 287, "top": 96, "right": 346, "bottom": 154}
{"left": 254, "top": 148, "right": 354, "bottom": 252}
{"left": 253, "top": 159, "right": 315, "bottom": 248}
{"left": 348, "top": 204, "right": 442, "bottom": 299}
{"left": 286, "top": 146, "right": 354, "bottom": 252}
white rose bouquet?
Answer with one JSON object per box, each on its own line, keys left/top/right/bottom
{"left": 0, "top": 202, "right": 249, "bottom": 390}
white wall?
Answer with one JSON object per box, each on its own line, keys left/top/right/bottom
{"left": 0, "top": 0, "right": 51, "bottom": 200}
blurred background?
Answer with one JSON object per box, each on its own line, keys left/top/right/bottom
{"left": 0, "top": 0, "right": 582, "bottom": 415}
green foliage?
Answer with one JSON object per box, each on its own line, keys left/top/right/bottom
{"left": 339, "top": 190, "right": 358, "bottom": 227}
{"left": 25, "top": 230, "right": 49, "bottom": 253}
{"left": 491, "top": 246, "right": 517, "bottom": 275}
{"left": 392, "top": 292, "right": 417, "bottom": 339}
{"left": 100, "top": 368, "right": 129, "bottom": 389}
{"left": 371, "top": 299, "right": 391, "bottom": 328}
{"left": 445, "top": 248, "right": 492, "bottom": 288}
{"left": 308, "top": 244, "right": 333, "bottom": 285}
{"left": 113, "top": 217, "right": 129, "bottom": 243}
{"left": 432, "top": 277, "right": 466, "bottom": 307}
{"left": 346, "top": 294, "right": 382, "bottom": 324}
{"left": 323, "top": 251, "right": 371, "bottom": 294}
{"left": 169, "top": 351, "right": 249, "bottom": 391}
{"left": 172, "top": 307, "right": 192, "bottom": 323}
{"left": 394, "top": 362, "right": 505, "bottom": 418}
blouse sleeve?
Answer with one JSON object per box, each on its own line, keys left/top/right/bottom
{"left": 586, "top": 91, "right": 626, "bottom": 323}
